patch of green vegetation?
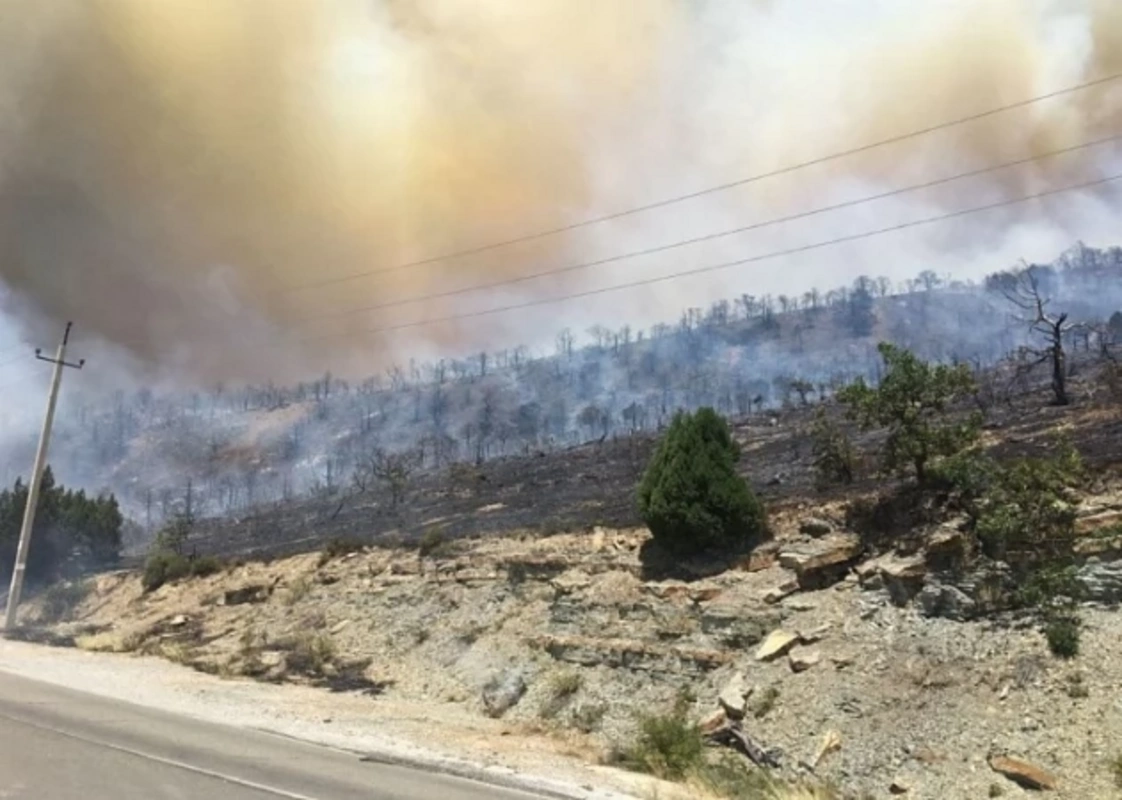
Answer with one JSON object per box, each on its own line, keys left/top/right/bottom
{"left": 142, "top": 550, "right": 226, "bottom": 593}
{"left": 281, "top": 632, "right": 337, "bottom": 676}
{"left": 282, "top": 575, "right": 313, "bottom": 606}
{"left": 616, "top": 699, "right": 705, "bottom": 781}
{"left": 1109, "top": 752, "right": 1122, "bottom": 789}
{"left": 142, "top": 551, "right": 191, "bottom": 592}
{"left": 810, "top": 409, "right": 857, "bottom": 488}
{"left": 748, "top": 685, "right": 780, "bottom": 719}
{"left": 836, "top": 342, "right": 981, "bottom": 486}
{"left": 317, "top": 535, "right": 365, "bottom": 567}
{"left": 539, "top": 670, "right": 583, "bottom": 719}
{"left": 1044, "top": 615, "right": 1080, "bottom": 660}
{"left": 1063, "top": 672, "right": 1089, "bottom": 699}
{"left": 188, "top": 554, "right": 225, "bottom": 578}
{"left": 569, "top": 702, "right": 606, "bottom": 733}
{"left": 417, "top": 526, "right": 450, "bottom": 559}
{"left": 637, "top": 407, "right": 768, "bottom": 557}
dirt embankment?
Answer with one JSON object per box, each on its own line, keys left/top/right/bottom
{"left": 19, "top": 482, "right": 1122, "bottom": 800}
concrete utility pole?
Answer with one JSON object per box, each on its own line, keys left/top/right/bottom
{"left": 2, "top": 322, "right": 85, "bottom": 632}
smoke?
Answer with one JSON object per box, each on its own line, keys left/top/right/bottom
{"left": 0, "top": 0, "right": 1120, "bottom": 385}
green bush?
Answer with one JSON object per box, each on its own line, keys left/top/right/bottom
{"left": 1044, "top": 615, "right": 1080, "bottom": 659}
{"left": 417, "top": 527, "right": 449, "bottom": 559}
{"left": 142, "top": 551, "right": 191, "bottom": 593}
{"left": 836, "top": 343, "right": 980, "bottom": 485}
{"left": 637, "top": 407, "right": 767, "bottom": 557}
{"left": 810, "top": 409, "right": 857, "bottom": 487}
{"left": 619, "top": 702, "right": 705, "bottom": 781}
{"left": 188, "top": 555, "right": 225, "bottom": 578}
{"left": 317, "top": 535, "right": 365, "bottom": 566}
{"left": 973, "top": 446, "right": 1083, "bottom": 569}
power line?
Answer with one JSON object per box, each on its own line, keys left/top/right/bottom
{"left": 277, "top": 71, "right": 1122, "bottom": 295}
{"left": 292, "top": 171, "right": 1122, "bottom": 345}
{"left": 287, "top": 133, "right": 1122, "bottom": 331}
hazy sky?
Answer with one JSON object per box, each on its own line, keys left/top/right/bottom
{"left": 0, "top": 0, "right": 1120, "bottom": 423}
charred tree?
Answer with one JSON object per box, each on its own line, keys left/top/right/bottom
{"left": 1003, "top": 265, "right": 1079, "bottom": 407}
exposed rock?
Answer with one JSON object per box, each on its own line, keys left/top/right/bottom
{"left": 798, "top": 517, "right": 833, "bottom": 536}
{"left": 534, "top": 634, "right": 731, "bottom": 675}
{"left": 925, "top": 527, "right": 968, "bottom": 571}
{"left": 1075, "top": 508, "right": 1122, "bottom": 535}
{"left": 698, "top": 708, "right": 728, "bottom": 735}
{"left": 988, "top": 755, "right": 1058, "bottom": 790}
{"left": 168, "top": 614, "right": 189, "bottom": 628}
{"left": 718, "top": 672, "right": 753, "bottom": 719}
{"left": 755, "top": 629, "right": 800, "bottom": 662}
{"left": 889, "top": 777, "right": 911, "bottom": 794}
{"left": 643, "top": 581, "right": 690, "bottom": 601}
{"left": 788, "top": 649, "right": 821, "bottom": 673}
{"left": 763, "top": 577, "right": 799, "bottom": 605}
{"left": 917, "top": 582, "right": 977, "bottom": 621}
{"left": 689, "top": 583, "right": 723, "bottom": 603}
{"left": 329, "top": 619, "right": 351, "bottom": 635}
{"left": 797, "top": 623, "right": 831, "bottom": 645}
{"left": 551, "top": 570, "right": 591, "bottom": 596}
{"left": 1075, "top": 532, "right": 1122, "bottom": 558}
{"left": 779, "top": 534, "right": 864, "bottom": 590}
{"left": 1077, "top": 558, "right": 1122, "bottom": 603}
{"left": 481, "top": 669, "right": 527, "bottom": 718}
{"left": 854, "top": 559, "right": 881, "bottom": 587}
{"left": 699, "top": 606, "right": 782, "bottom": 649}
{"left": 879, "top": 555, "right": 927, "bottom": 606}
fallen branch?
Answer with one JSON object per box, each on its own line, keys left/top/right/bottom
{"left": 704, "top": 721, "right": 781, "bottom": 769}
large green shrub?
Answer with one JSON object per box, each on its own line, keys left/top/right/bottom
{"left": 836, "top": 343, "right": 980, "bottom": 485}
{"left": 637, "top": 407, "right": 767, "bottom": 556}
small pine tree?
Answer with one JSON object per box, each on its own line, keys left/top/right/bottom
{"left": 637, "top": 408, "right": 767, "bottom": 556}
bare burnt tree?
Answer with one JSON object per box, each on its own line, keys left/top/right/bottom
{"left": 352, "top": 446, "right": 420, "bottom": 509}
{"left": 1003, "top": 265, "right": 1080, "bottom": 406}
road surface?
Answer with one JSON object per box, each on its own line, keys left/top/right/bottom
{"left": 0, "top": 670, "right": 545, "bottom": 799}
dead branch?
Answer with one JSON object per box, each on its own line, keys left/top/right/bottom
{"left": 705, "top": 721, "right": 782, "bottom": 769}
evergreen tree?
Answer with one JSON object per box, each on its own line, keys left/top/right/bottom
{"left": 0, "top": 466, "right": 122, "bottom": 586}
{"left": 637, "top": 408, "right": 767, "bottom": 556}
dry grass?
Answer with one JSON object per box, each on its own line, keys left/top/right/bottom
{"left": 75, "top": 629, "right": 145, "bottom": 653}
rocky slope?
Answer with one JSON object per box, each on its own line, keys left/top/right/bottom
{"left": 20, "top": 482, "right": 1122, "bottom": 800}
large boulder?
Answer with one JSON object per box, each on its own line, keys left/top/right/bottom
{"left": 481, "top": 669, "right": 527, "bottom": 718}
{"left": 917, "top": 582, "right": 976, "bottom": 621}
{"left": 778, "top": 533, "right": 864, "bottom": 590}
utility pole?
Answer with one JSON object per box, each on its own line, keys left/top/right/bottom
{"left": 2, "top": 322, "right": 85, "bottom": 632}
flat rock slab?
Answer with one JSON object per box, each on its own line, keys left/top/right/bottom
{"left": 755, "top": 629, "right": 799, "bottom": 662}
{"left": 989, "top": 755, "right": 1057, "bottom": 790}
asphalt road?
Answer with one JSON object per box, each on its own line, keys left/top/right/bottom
{"left": 0, "top": 670, "right": 545, "bottom": 800}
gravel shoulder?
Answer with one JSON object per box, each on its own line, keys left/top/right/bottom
{"left": 0, "top": 637, "right": 666, "bottom": 800}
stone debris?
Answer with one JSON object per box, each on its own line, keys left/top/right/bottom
{"left": 988, "top": 755, "right": 1058, "bottom": 791}
{"left": 717, "top": 672, "right": 753, "bottom": 719}
{"left": 788, "top": 648, "right": 821, "bottom": 673}
{"left": 810, "top": 729, "right": 842, "bottom": 768}
{"left": 755, "top": 629, "right": 800, "bottom": 662}
{"left": 798, "top": 517, "right": 833, "bottom": 536}
{"left": 763, "top": 577, "right": 799, "bottom": 605}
